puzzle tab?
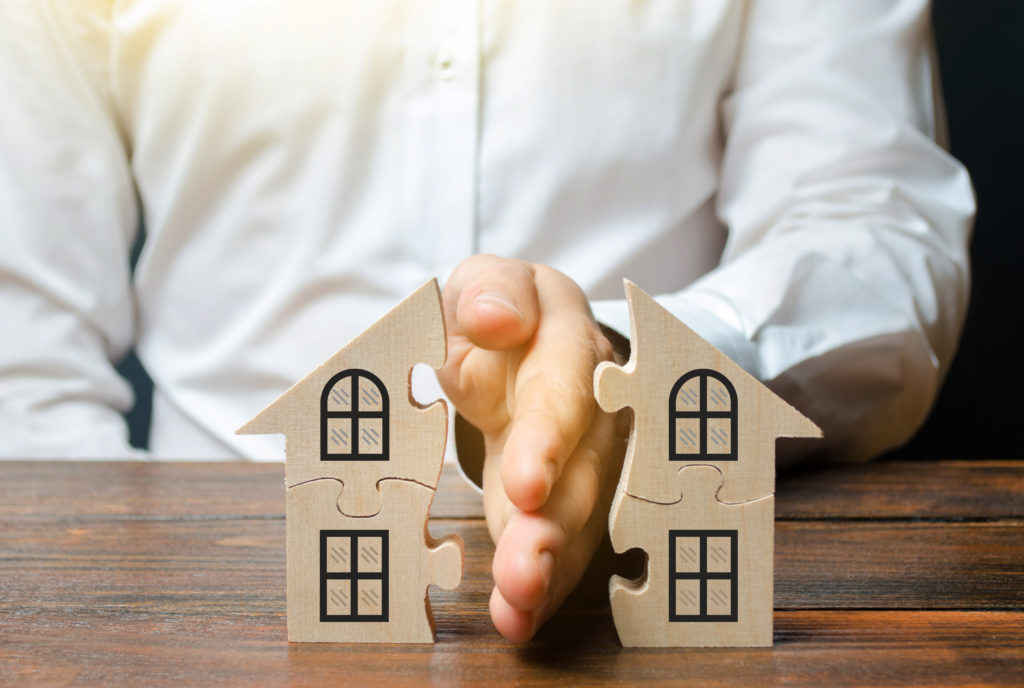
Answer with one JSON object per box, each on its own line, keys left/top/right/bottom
{"left": 595, "top": 280, "right": 821, "bottom": 647}
{"left": 237, "top": 279, "right": 462, "bottom": 643}
{"left": 286, "top": 478, "right": 462, "bottom": 643}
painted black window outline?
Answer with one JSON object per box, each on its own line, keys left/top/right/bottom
{"left": 668, "top": 529, "right": 738, "bottom": 622}
{"left": 320, "top": 529, "right": 389, "bottom": 622}
{"left": 320, "top": 369, "right": 389, "bottom": 461}
{"left": 669, "top": 369, "right": 738, "bottom": 461}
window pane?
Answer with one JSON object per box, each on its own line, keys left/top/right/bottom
{"left": 326, "top": 579, "right": 351, "bottom": 616}
{"left": 706, "top": 536, "right": 733, "bottom": 573}
{"left": 357, "top": 376, "right": 385, "bottom": 412}
{"left": 326, "top": 377, "right": 354, "bottom": 412}
{"left": 357, "top": 536, "right": 384, "bottom": 574}
{"left": 706, "top": 377, "right": 732, "bottom": 411}
{"left": 674, "top": 418, "right": 701, "bottom": 455}
{"left": 325, "top": 535, "right": 351, "bottom": 573}
{"left": 675, "top": 377, "right": 701, "bottom": 412}
{"left": 674, "top": 535, "right": 702, "bottom": 573}
{"left": 706, "top": 578, "right": 733, "bottom": 616}
{"left": 357, "top": 418, "right": 384, "bottom": 455}
{"left": 326, "top": 418, "right": 353, "bottom": 455}
{"left": 357, "top": 579, "right": 384, "bottom": 616}
{"left": 706, "top": 418, "right": 732, "bottom": 456}
{"left": 674, "top": 579, "right": 701, "bottom": 616}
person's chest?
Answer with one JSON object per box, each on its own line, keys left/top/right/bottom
{"left": 116, "top": 0, "right": 742, "bottom": 299}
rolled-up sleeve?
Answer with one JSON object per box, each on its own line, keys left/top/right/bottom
{"left": 0, "top": 1, "right": 143, "bottom": 457}
{"left": 595, "top": 0, "right": 974, "bottom": 463}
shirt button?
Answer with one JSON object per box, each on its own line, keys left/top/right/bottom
{"left": 432, "top": 49, "right": 458, "bottom": 80}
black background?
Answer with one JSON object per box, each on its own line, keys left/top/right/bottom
{"left": 118, "top": 1, "right": 1024, "bottom": 459}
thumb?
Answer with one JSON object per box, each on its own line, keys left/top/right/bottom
{"left": 443, "top": 254, "right": 541, "bottom": 351}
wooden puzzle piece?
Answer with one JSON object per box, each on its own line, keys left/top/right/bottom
{"left": 286, "top": 477, "right": 463, "bottom": 643}
{"left": 236, "top": 279, "right": 448, "bottom": 516}
{"left": 608, "top": 464, "right": 773, "bottom": 647}
{"left": 594, "top": 279, "right": 821, "bottom": 505}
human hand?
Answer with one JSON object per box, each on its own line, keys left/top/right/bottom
{"left": 437, "top": 254, "right": 629, "bottom": 641}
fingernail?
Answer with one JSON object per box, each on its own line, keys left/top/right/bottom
{"left": 472, "top": 290, "right": 521, "bottom": 319}
{"left": 537, "top": 550, "right": 555, "bottom": 590}
{"left": 542, "top": 459, "right": 558, "bottom": 496}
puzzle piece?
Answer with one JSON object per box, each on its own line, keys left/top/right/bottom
{"left": 286, "top": 477, "right": 463, "bottom": 643}
{"left": 236, "top": 279, "right": 448, "bottom": 516}
{"left": 608, "top": 465, "right": 773, "bottom": 647}
{"left": 594, "top": 279, "right": 821, "bottom": 505}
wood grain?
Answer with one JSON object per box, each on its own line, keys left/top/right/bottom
{"left": 1, "top": 459, "right": 1022, "bottom": 686}
{"left": 776, "top": 460, "right": 1024, "bottom": 520}
{"left": 2, "top": 459, "right": 1017, "bottom": 522}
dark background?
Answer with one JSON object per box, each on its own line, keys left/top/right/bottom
{"left": 117, "top": 1, "right": 1024, "bottom": 459}
{"left": 888, "top": 0, "right": 1023, "bottom": 460}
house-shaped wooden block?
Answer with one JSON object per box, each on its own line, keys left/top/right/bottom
{"left": 236, "top": 279, "right": 462, "bottom": 643}
{"left": 594, "top": 280, "right": 822, "bottom": 647}
{"left": 237, "top": 279, "right": 449, "bottom": 516}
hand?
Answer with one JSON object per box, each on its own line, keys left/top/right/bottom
{"left": 437, "top": 254, "right": 628, "bottom": 641}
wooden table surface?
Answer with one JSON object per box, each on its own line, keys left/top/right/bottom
{"left": 2, "top": 459, "right": 1022, "bottom": 686}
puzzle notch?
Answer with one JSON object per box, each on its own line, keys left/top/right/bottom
{"left": 594, "top": 279, "right": 821, "bottom": 505}
{"left": 598, "top": 280, "right": 822, "bottom": 648}
{"left": 286, "top": 478, "right": 463, "bottom": 643}
{"left": 236, "top": 278, "right": 449, "bottom": 513}
{"left": 608, "top": 465, "right": 774, "bottom": 647}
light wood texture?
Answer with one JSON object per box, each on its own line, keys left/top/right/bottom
{"left": 236, "top": 279, "right": 448, "bottom": 516}
{"left": 2, "top": 459, "right": 1022, "bottom": 685}
{"left": 6, "top": 459, "right": 1023, "bottom": 521}
{"left": 609, "top": 465, "right": 774, "bottom": 647}
{"left": 235, "top": 279, "right": 459, "bottom": 644}
{"left": 286, "top": 478, "right": 462, "bottom": 643}
{"left": 596, "top": 280, "right": 821, "bottom": 647}
{"left": 595, "top": 280, "right": 821, "bottom": 505}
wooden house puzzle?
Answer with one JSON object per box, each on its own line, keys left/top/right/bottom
{"left": 237, "top": 279, "right": 463, "bottom": 643}
{"left": 595, "top": 280, "right": 822, "bottom": 647}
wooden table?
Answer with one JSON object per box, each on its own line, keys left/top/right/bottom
{"left": 2, "top": 459, "right": 1022, "bottom": 686}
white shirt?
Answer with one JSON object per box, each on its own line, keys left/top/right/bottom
{"left": 0, "top": 0, "right": 974, "bottom": 464}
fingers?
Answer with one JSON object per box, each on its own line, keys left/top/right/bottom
{"left": 500, "top": 303, "right": 609, "bottom": 511}
{"left": 443, "top": 254, "right": 540, "bottom": 351}
{"left": 489, "top": 446, "right": 619, "bottom": 641}
{"left": 491, "top": 410, "right": 622, "bottom": 609}
{"left": 437, "top": 255, "right": 542, "bottom": 435}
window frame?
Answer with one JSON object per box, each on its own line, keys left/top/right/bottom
{"left": 320, "top": 368, "right": 390, "bottom": 462}
{"left": 668, "top": 529, "right": 738, "bottom": 622}
{"left": 668, "top": 369, "right": 738, "bottom": 462}
{"left": 319, "top": 529, "right": 389, "bottom": 623}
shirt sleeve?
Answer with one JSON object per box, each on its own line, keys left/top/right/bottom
{"left": 591, "top": 0, "right": 975, "bottom": 464}
{"left": 0, "top": 1, "right": 144, "bottom": 458}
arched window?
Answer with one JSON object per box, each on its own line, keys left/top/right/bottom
{"left": 669, "top": 369, "right": 737, "bottom": 461}
{"left": 320, "top": 369, "right": 389, "bottom": 461}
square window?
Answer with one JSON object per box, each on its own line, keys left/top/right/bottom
{"left": 320, "top": 529, "right": 389, "bottom": 622}
{"left": 669, "top": 530, "right": 738, "bottom": 622}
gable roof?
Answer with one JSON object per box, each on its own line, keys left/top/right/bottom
{"left": 596, "top": 280, "right": 821, "bottom": 503}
